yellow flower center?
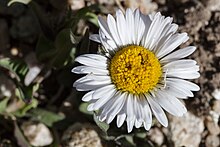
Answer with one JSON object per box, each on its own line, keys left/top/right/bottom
{"left": 109, "top": 45, "right": 162, "bottom": 95}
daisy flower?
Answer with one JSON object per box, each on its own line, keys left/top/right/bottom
{"left": 72, "top": 9, "right": 200, "bottom": 133}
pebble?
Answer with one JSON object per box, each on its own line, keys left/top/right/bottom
{"left": 212, "top": 89, "right": 220, "bottom": 100}
{"left": 148, "top": 128, "right": 164, "bottom": 146}
{"left": 202, "top": 0, "right": 220, "bottom": 11}
{"left": 205, "top": 116, "right": 220, "bottom": 135}
{"left": 212, "top": 101, "right": 220, "bottom": 115}
{"left": 205, "top": 135, "right": 220, "bottom": 147}
{"left": 212, "top": 100, "right": 220, "bottom": 114}
{"left": 61, "top": 123, "right": 102, "bottom": 147}
{"left": 169, "top": 112, "right": 204, "bottom": 147}
{"left": 21, "top": 122, "right": 53, "bottom": 147}
{"left": 125, "top": 0, "right": 158, "bottom": 14}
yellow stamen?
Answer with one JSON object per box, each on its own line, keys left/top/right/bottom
{"left": 109, "top": 45, "right": 162, "bottom": 95}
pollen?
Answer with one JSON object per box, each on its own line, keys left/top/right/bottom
{"left": 109, "top": 45, "right": 162, "bottom": 95}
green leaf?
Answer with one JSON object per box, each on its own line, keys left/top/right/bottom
{"left": 49, "top": 28, "right": 74, "bottom": 68}
{"left": 125, "top": 135, "right": 135, "bottom": 146}
{"left": 30, "top": 108, "right": 65, "bottom": 127}
{"left": 0, "top": 58, "right": 28, "bottom": 82}
{"left": 36, "top": 34, "right": 56, "bottom": 62}
{"left": 84, "top": 12, "right": 98, "bottom": 27}
{"left": 79, "top": 103, "right": 93, "bottom": 115}
{"left": 135, "top": 132, "right": 147, "bottom": 139}
{"left": 13, "top": 98, "right": 38, "bottom": 117}
{"left": 0, "top": 98, "right": 9, "bottom": 113}
{"left": 8, "top": 0, "right": 31, "bottom": 6}
{"left": 93, "top": 114, "right": 109, "bottom": 132}
{"left": 76, "top": 28, "right": 90, "bottom": 55}
{"left": 70, "top": 30, "right": 81, "bottom": 44}
{"left": 73, "top": 5, "right": 99, "bottom": 27}
{"left": 14, "top": 122, "right": 31, "bottom": 147}
{"left": 15, "top": 83, "right": 39, "bottom": 103}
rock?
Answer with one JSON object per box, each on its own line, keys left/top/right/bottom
{"left": 169, "top": 112, "right": 204, "bottom": 147}
{"left": 205, "top": 116, "right": 220, "bottom": 135}
{"left": 148, "top": 128, "right": 164, "bottom": 146}
{"left": 205, "top": 135, "right": 220, "bottom": 147}
{"left": 68, "top": 0, "right": 85, "bottom": 11}
{"left": 182, "top": 4, "right": 211, "bottom": 36}
{"left": 21, "top": 122, "right": 53, "bottom": 147}
{"left": 209, "top": 111, "right": 220, "bottom": 130}
{"left": 212, "top": 89, "right": 220, "bottom": 100}
{"left": 202, "top": 0, "right": 220, "bottom": 11}
{"left": 61, "top": 123, "right": 102, "bottom": 147}
{"left": 125, "top": 0, "right": 158, "bottom": 14}
{"left": 212, "top": 100, "right": 220, "bottom": 114}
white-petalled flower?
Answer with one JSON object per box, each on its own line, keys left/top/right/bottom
{"left": 72, "top": 9, "right": 200, "bottom": 133}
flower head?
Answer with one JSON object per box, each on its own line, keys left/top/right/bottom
{"left": 72, "top": 9, "right": 200, "bottom": 132}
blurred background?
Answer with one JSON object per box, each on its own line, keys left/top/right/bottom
{"left": 0, "top": 0, "right": 219, "bottom": 146}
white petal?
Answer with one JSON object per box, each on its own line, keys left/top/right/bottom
{"left": 77, "top": 78, "right": 111, "bottom": 86}
{"left": 157, "top": 33, "right": 189, "bottom": 58}
{"left": 98, "top": 16, "right": 116, "bottom": 46}
{"left": 167, "top": 78, "right": 200, "bottom": 91}
{"left": 133, "top": 96, "right": 142, "bottom": 122}
{"left": 99, "top": 29, "right": 117, "bottom": 51}
{"left": 93, "top": 84, "right": 115, "bottom": 100}
{"left": 146, "top": 94, "right": 168, "bottom": 127}
{"left": 117, "top": 112, "right": 126, "bottom": 128}
{"left": 86, "top": 74, "right": 111, "bottom": 81}
{"left": 107, "top": 14, "right": 122, "bottom": 46}
{"left": 116, "top": 9, "right": 128, "bottom": 45}
{"left": 125, "top": 8, "right": 135, "bottom": 44}
{"left": 163, "top": 59, "right": 197, "bottom": 69}
{"left": 134, "top": 9, "right": 145, "bottom": 45}
{"left": 75, "top": 55, "right": 107, "bottom": 68}
{"left": 166, "top": 80, "right": 194, "bottom": 97}
{"left": 143, "top": 122, "right": 151, "bottom": 130}
{"left": 143, "top": 12, "right": 162, "bottom": 49}
{"left": 149, "top": 16, "right": 173, "bottom": 50}
{"left": 89, "top": 34, "right": 101, "bottom": 43}
{"left": 127, "top": 118, "right": 135, "bottom": 133}
{"left": 80, "top": 54, "right": 108, "bottom": 61}
{"left": 82, "top": 91, "right": 94, "bottom": 102}
{"left": 93, "top": 88, "right": 116, "bottom": 110}
{"left": 73, "top": 76, "right": 90, "bottom": 87}
{"left": 154, "top": 20, "right": 178, "bottom": 52}
{"left": 140, "top": 95, "right": 152, "bottom": 125}
{"left": 140, "top": 13, "right": 152, "bottom": 46}
{"left": 100, "top": 98, "right": 117, "bottom": 123}
{"left": 167, "top": 71, "right": 200, "bottom": 79}
{"left": 164, "top": 65, "right": 200, "bottom": 73}
{"left": 161, "top": 46, "right": 196, "bottom": 63}
{"left": 87, "top": 103, "right": 95, "bottom": 111}
{"left": 105, "top": 93, "right": 126, "bottom": 124}
{"left": 166, "top": 87, "right": 188, "bottom": 99}
{"left": 75, "top": 82, "right": 110, "bottom": 91}
{"left": 72, "top": 66, "right": 109, "bottom": 75}
{"left": 116, "top": 94, "right": 128, "bottom": 128}
{"left": 126, "top": 94, "right": 135, "bottom": 121}
{"left": 135, "top": 119, "right": 142, "bottom": 128}
{"left": 154, "top": 90, "right": 187, "bottom": 116}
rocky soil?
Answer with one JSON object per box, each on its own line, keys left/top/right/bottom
{"left": 0, "top": 0, "right": 219, "bottom": 146}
